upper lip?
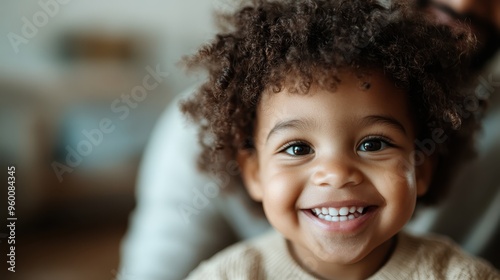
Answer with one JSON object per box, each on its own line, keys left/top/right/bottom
{"left": 302, "top": 200, "right": 375, "bottom": 209}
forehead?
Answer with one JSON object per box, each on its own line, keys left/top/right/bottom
{"left": 256, "top": 71, "right": 416, "bottom": 138}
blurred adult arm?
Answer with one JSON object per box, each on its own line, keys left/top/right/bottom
{"left": 118, "top": 89, "right": 236, "bottom": 280}
{"left": 118, "top": 88, "right": 269, "bottom": 280}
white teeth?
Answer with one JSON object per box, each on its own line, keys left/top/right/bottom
{"left": 339, "top": 207, "right": 349, "bottom": 215}
{"left": 314, "top": 206, "right": 365, "bottom": 216}
{"left": 311, "top": 206, "right": 368, "bottom": 222}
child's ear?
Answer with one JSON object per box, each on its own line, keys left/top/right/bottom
{"left": 237, "top": 150, "right": 263, "bottom": 202}
{"left": 416, "top": 154, "right": 437, "bottom": 197}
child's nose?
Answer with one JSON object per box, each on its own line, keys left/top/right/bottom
{"left": 310, "top": 156, "right": 363, "bottom": 189}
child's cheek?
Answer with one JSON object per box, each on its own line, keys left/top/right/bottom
{"left": 377, "top": 158, "right": 419, "bottom": 213}
{"left": 266, "top": 169, "right": 302, "bottom": 203}
{"left": 260, "top": 168, "right": 304, "bottom": 223}
{"left": 379, "top": 157, "right": 418, "bottom": 191}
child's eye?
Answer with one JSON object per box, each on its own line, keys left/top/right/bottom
{"left": 358, "top": 138, "right": 392, "bottom": 152}
{"left": 280, "top": 142, "right": 313, "bottom": 156}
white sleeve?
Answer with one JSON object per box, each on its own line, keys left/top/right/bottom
{"left": 117, "top": 91, "right": 239, "bottom": 280}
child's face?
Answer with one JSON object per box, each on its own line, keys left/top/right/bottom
{"left": 239, "top": 71, "right": 433, "bottom": 276}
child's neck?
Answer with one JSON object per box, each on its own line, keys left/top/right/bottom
{"left": 288, "top": 235, "right": 397, "bottom": 280}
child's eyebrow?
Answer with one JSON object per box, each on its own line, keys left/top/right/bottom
{"left": 360, "top": 115, "right": 407, "bottom": 135}
{"left": 266, "top": 118, "right": 315, "bottom": 142}
{"left": 266, "top": 115, "right": 407, "bottom": 142}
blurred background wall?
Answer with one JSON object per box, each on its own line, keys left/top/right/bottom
{"left": 0, "top": 1, "right": 221, "bottom": 279}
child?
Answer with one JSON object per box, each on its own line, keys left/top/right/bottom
{"left": 182, "top": 0, "right": 500, "bottom": 279}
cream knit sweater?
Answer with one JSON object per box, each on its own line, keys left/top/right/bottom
{"left": 186, "top": 230, "right": 500, "bottom": 279}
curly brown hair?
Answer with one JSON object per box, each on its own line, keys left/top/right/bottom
{"left": 181, "top": 0, "right": 485, "bottom": 205}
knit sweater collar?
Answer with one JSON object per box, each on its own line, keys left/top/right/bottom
{"left": 264, "top": 231, "right": 419, "bottom": 280}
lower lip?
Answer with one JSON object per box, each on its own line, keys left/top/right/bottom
{"left": 301, "top": 207, "right": 378, "bottom": 233}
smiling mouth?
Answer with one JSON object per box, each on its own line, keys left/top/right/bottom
{"left": 310, "top": 206, "right": 373, "bottom": 222}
